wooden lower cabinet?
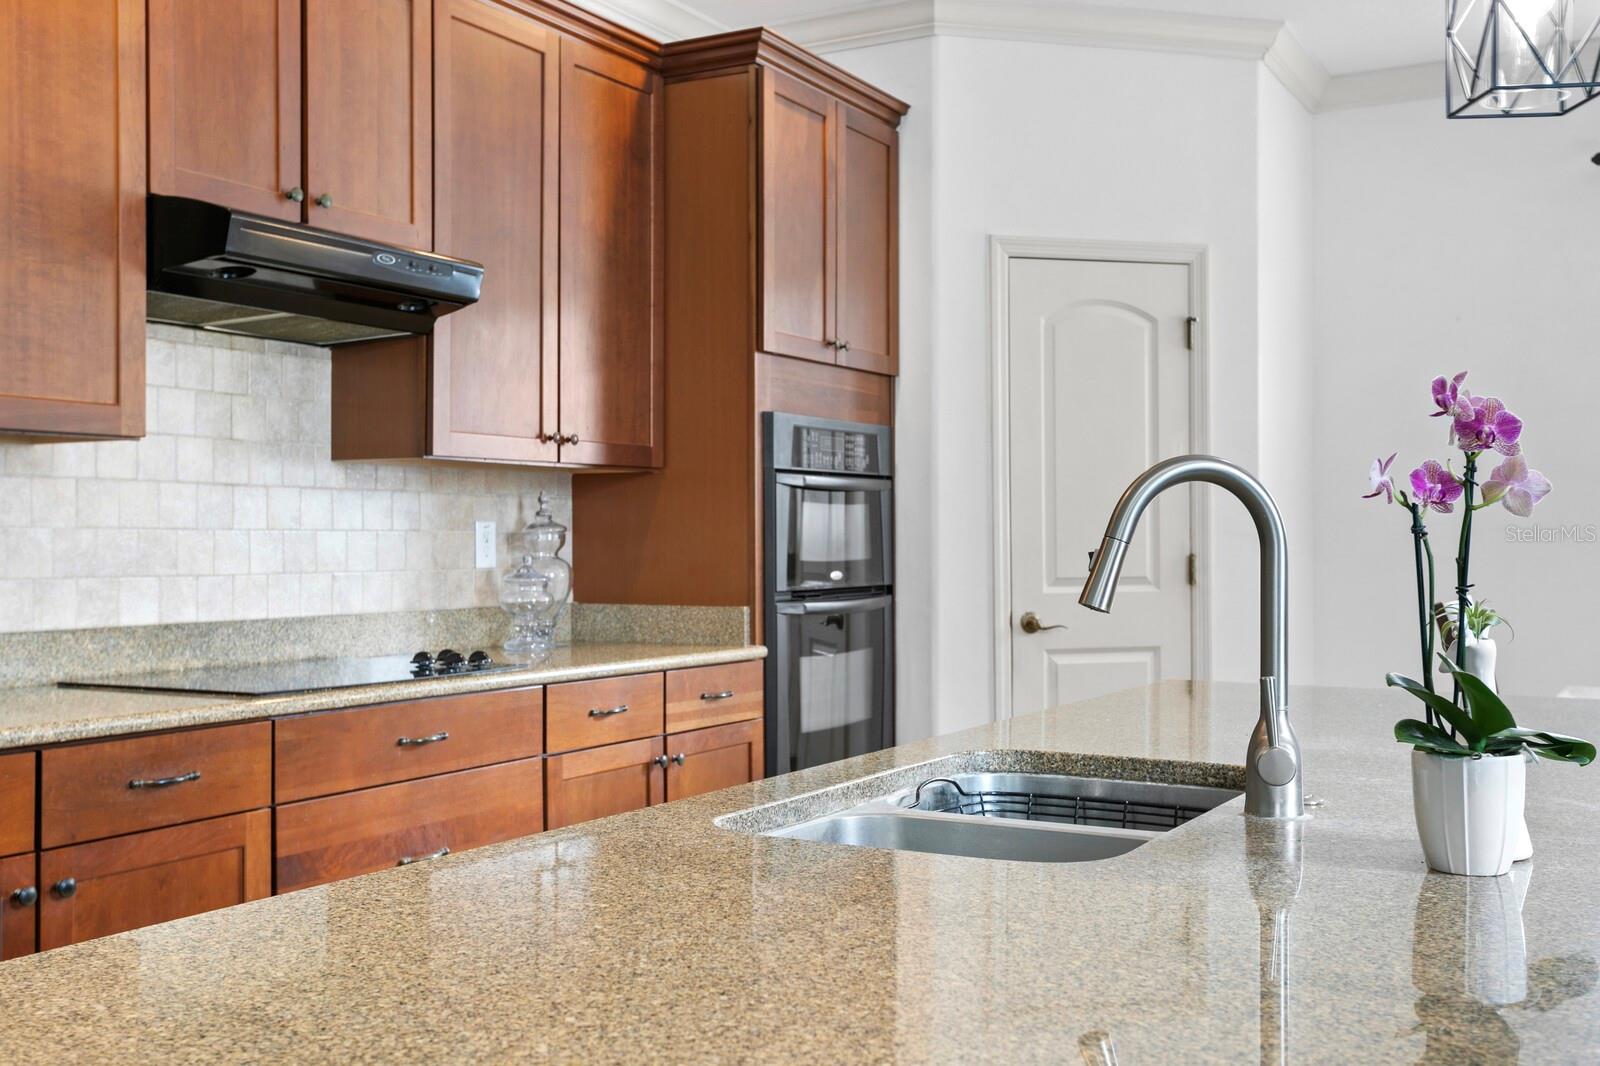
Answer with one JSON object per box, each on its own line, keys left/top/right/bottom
{"left": 274, "top": 759, "right": 542, "bottom": 893}
{"left": 665, "top": 719, "right": 763, "bottom": 802}
{"left": 545, "top": 737, "right": 665, "bottom": 830}
{"left": 0, "top": 754, "right": 35, "bottom": 857}
{"left": 38, "top": 810, "right": 271, "bottom": 951}
{"left": 1, "top": 854, "right": 38, "bottom": 960}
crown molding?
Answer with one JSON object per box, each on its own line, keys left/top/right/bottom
{"left": 1319, "top": 62, "right": 1440, "bottom": 112}
{"left": 571, "top": 0, "right": 724, "bottom": 41}
{"left": 595, "top": 0, "right": 1438, "bottom": 114}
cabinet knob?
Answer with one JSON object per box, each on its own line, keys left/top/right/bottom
{"left": 537, "top": 431, "right": 558, "bottom": 445}
{"left": 671, "top": 753, "right": 686, "bottom": 767}
{"left": 314, "top": 193, "right": 333, "bottom": 209}
{"left": 9, "top": 885, "right": 37, "bottom": 908}
{"left": 837, "top": 340, "right": 850, "bottom": 352}
{"left": 653, "top": 754, "right": 669, "bottom": 768}
{"left": 284, "top": 186, "right": 305, "bottom": 202}
{"left": 561, "top": 433, "right": 580, "bottom": 446}
{"left": 51, "top": 878, "right": 76, "bottom": 900}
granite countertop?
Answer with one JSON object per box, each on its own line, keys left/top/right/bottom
{"left": 3, "top": 681, "right": 1599, "bottom": 1063}
{"left": 0, "top": 643, "right": 766, "bottom": 749}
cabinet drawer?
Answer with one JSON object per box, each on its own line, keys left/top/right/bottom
{"left": 0, "top": 752, "right": 35, "bottom": 856}
{"left": 41, "top": 722, "right": 271, "bottom": 848}
{"left": 545, "top": 737, "right": 664, "bottom": 830}
{"left": 274, "top": 759, "right": 542, "bottom": 894}
{"left": 1, "top": 853, "right": 37, "bottom": 960}
{"left": 39, "top": 810, "right": 271, "bottom": 951}
{"left": 665, "top": 660, "right": 763, "bottom": 733}
{"left": 275, "top": 687, "right": 543, "bottom": 803}
{"left": 546, "top": 673, "right": 664, "bottom": 754}
{"left": 665, "top": 719, "right": 763, "bottom": 803}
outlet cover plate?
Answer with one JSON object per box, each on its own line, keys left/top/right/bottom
{"left": 474, "top": 521, "right": 496, "bottom": 569}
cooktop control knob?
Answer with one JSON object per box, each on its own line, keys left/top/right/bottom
{"left": 437, "top": 649, "right": 464, "bottom": 671}
{"left": 468, "top": 650, "right": 492, "bottom": 669}
{"left": 409, "top": 651, "right": 435, "bottom": 675}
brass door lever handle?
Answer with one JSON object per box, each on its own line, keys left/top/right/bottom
{"left": 1019, "top": 612, "right": 1066, "bottom": 634}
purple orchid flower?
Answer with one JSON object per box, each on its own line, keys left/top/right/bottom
{"left": 1481, "top": 455, "right": 1552, "bottom": 517}
{"left": 1363, "top": 453, "right": 1397, "bottom": 504}
{"left": 1451, "top": 395, "right": 1522, "bottom": 456}
{"left": 1409, "top": 460, "right": 1463, "bottom": 513}
{"left": 1431, "top": 371, "right": 1467, "bottom": 418}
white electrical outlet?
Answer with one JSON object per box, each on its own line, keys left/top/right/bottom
{"left": 474, "top": 521, "right": 496, "bottom": 569}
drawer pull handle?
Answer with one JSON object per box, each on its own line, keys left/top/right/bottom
{"left": 588, "top": 704, "right": 630, "bottom": 718}
{"left": 671, "top": 753, "right": 686, "bottom": 766}
{"left": 700, "top": 690, "right": 735, "bottom": 702}
{"left": 128, "top": 770, "right": 201, "bottom": 790}
{"left": 397, "top": 731, "right": 450, "bottom": 747}
{"left": 398, "top": 847, "right": 450, "bottom": 867}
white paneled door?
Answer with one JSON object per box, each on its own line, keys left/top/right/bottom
{"left": 1008, "top": 257, "right": 1194, "bottom": 715}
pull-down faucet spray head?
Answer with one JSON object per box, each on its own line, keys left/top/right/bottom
{"left": 1079, "top": 537, "right": 1130, "bottom": 613}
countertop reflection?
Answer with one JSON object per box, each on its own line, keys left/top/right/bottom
{"left": 1, "top": 681, "right": 1597, "bottom": 1063}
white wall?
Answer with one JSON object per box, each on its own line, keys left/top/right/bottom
{"left": 1313, "top": 100, "right": 1600, "bottom": 697}
{"left": 825, "top": 36, "right": 1307, "bottom": 737}
{"left": 1255, "top": 68, "right": 1318, "bottom": 688}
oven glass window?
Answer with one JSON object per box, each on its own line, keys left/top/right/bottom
{"left": 777, "top": 604, "right": 889, "bottom": 772}
{"left": 783, "top": 486, "right": 887, "bottom": 591}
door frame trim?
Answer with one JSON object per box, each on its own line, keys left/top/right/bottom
{"left": 988, "top": 236, "right": 1212, "bottom": 720}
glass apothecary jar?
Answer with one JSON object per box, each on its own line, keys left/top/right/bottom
{"left": 498, "top": 492, "right": 571, "bottom": 655}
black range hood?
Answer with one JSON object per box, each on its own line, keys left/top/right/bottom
{"left": 147, "top": 195, "right": 484, "bottom": 346}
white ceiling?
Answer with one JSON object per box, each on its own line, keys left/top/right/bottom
{"left": 684, "top": 0, "right": 1442, "bottom": 76}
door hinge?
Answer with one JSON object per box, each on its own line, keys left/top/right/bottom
{"left": 1185, "top": 316, "right": 1198, "bottom": 351}
{"left": 1187, "top": 553, "right": 1198, "bottom": 586}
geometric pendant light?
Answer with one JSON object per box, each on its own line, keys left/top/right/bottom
{"left": 1448, "top": 0, "right": 1600, "bottom": 116}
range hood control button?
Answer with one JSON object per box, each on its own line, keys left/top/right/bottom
{"left": 374, "top": 252, "right": 398, "bottom": 266}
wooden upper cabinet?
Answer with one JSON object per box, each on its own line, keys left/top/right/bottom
{"left": 148, "top": 0, "right": 302, "bottom": 219}
{"left": 836, "top": 105, "right": 898, "bottom": 376}
{"left": 558, "top": 39, "right": 664, "bottom": 468}
{"left": 304, "top": 0, "right": 432, "bottom": 248}
{"left": 760, "top": 69, "right": 838, "bottom": 365}
{"left": 430, "top": 0, "right": 559, "bottom": 462}
{"left": 0, "top": 0, "right": 145, "bottom": 439}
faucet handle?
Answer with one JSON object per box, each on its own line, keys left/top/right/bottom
{"left": 1256, "top": 676, "right": 1298, "bottom": 786}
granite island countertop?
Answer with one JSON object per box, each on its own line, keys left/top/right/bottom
{"left": 2, "top": 681, "right": 1598, "bottom": 1063}
{"left": 0, "top": 642, "right": 765, "bottom": 749}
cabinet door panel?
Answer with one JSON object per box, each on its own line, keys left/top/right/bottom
{"left": 665, "top": 719, "right": 762, "bottom": 802}
{"left": 760, "top": 69, "right": 836, "bottom": 365}
{"left": 558, "top": 38, "right": 663, "bottom": 468}
{"left": 545, "top": 737, "right": 664, "bottom": 829}
{"left": 39, "top": 810, "right": 271, "bottom": 951}
{"left": 0, "top": 0, "right": 144, "bottom": 438}
{"left": 148, "top": 0, "right": 302, "bottom": 219}
{"left": 1, "top": 853, "right": 37, "bottom": 960}
{"left": 304, "top": 0, "right": 432, "bottom": 247}
{"left": 0, "top": 753, "right": 35, "bottom": 857}
{"left": 837, "top": 105, "right": 897, "bottom": 376}
{"left": 431, "top": 0, "right": 559, "bottom": 462}
{"left": 274, "top": 760, "right": 542, "bottom": 893}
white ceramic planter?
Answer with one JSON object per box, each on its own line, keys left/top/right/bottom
{"left": 1410, "top": 750, "right": 1526, "bottom": 876}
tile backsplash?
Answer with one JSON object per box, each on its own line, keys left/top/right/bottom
{"left": 0, "top": 324, "right": 568, "bottom": 633}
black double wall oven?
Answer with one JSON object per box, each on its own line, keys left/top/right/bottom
{"left": 763, "top": 413, "right": 895, "bottom": 777}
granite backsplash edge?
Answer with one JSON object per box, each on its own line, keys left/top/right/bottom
{"left": 0, "top": 603, "right": 751, "bottom": 688}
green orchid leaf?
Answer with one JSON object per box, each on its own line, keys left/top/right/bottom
{"left": 1488, "top": 727, "right": 1597, "bottom": 766}
{"left": 1439, "top": 659, "right": 1517, "bottom": 736}
{"left": 1386, "top": 673, "right": 1480, "bottom": 743}
{"left": 1394, "top": 718, "right": 1475, "bottom": 757}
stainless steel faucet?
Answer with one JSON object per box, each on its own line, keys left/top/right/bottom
{"left": 1078, "top": 455, "right": 1303, "bottom": 819}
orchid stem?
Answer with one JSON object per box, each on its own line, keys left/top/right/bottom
{"left": 1407, "top": 504, "right": 1436, "bottom": 730}
{"left": 1453, "top": 453, "right": 1478, "bottom": 725}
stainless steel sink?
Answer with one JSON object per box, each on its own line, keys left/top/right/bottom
{"left": 767, "top": 772, "right": 1240, "bottom": 863}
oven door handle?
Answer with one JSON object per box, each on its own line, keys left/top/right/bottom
{"left": 775, "top": 473, "right": 891, "bottom": 493}
{"left": 776, "top": 595, "right": 893, "bottom": 616}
